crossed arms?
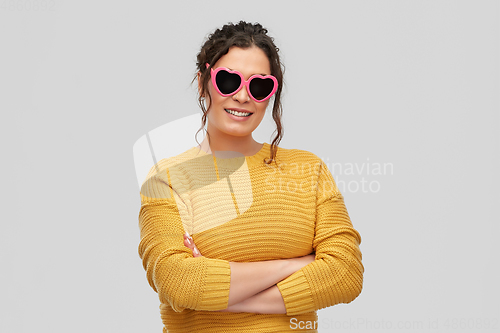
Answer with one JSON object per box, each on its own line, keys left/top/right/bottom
{"left": 183, "top": 233, "right": 315, "bottom": 314}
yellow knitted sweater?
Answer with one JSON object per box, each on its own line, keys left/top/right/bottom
{"left": 138, "top": 142, "right": 363, "bottom": 333}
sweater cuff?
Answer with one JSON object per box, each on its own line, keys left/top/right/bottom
{"left": 198, "top": 258, "right": 231, "bottom": 310}
{"left": 277, "top": 270, "right": 315, "bottom": 315}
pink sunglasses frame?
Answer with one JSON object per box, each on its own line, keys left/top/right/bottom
{"left": 206, "top": 63, "right": 278, "bottom": 102}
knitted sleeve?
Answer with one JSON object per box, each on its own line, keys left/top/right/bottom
{"left": 276, "top": 161, "right": 364, "bottom": 315}
{"left": 137, "top": 166, "right": 231, "bottom": 312}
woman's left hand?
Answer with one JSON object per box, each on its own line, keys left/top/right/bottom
{"left": 183, "top": 233, "right": 203, "bottom": 258}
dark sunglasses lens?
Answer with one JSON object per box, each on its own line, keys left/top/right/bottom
{"left": 250, "top": 78, "right": 275, "bottom": 100}
{"left": 215, "top": 70, "right": 241, "bottom": 95}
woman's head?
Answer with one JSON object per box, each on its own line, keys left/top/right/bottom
{"left": 194, "top": 21, "right": 284, "bottom": 166}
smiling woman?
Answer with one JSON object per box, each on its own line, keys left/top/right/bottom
{"left": 137, "top": 21, "right": 364, "bottom": 333}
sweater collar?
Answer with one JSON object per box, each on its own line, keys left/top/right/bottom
{"left": 188, "top": 142, "right": 271, "bottom": 169}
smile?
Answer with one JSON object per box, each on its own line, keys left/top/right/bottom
{"left": 225, "top": 109, "right": 253, "bottom": 117}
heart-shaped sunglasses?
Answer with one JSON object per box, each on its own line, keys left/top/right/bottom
{"left": 206, "top": 63, "right": 278, "bottom": 102}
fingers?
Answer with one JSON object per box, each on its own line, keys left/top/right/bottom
{"left": 183, "top": 233, "right": 194, "bottom": 249}
{"left": 183, "top": 233, "right": 202, "bottom": 257}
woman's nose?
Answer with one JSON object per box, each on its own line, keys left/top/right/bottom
{"left": 232, "top": 85, "right": 250, "bottom": 103}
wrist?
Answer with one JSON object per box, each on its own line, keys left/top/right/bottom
{"left": 284, "top": 257, "right": 302, "bottom": 277}
{"left": 285, "top": 254, "right": 315, "bottom": 276}
{"left": 257, "top": 286, "right": 287, "bottom": 314}
{"left": 233, "top": 286, "right": 286, "bottom": 314}
{"left": 283, "top": 257, "right": 295, "bottom": 275}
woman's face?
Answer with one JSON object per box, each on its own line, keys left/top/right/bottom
{"left": 202, "top": 46, "right": 272, "bottom": 140}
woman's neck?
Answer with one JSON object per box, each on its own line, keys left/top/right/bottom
{"left": 198, "top": 135, "right": 263, "bottom": 157}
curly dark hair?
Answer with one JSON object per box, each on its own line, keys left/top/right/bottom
{"left": 192, "top": 21, "right": 284, "bottom": 166}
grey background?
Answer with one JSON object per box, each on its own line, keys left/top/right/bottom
{"left": 1, "top": 1, "right": 498, "bottom": 332}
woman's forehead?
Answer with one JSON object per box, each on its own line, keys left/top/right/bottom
{"left": 215, "top": 46, "right": 271, "bottom": 75}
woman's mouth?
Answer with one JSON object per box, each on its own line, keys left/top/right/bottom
{"left": 225, "top": 109, "right": 253, "bottom": 117}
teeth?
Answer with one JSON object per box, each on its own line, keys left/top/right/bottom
{"left": 225, "top": 109, "right": 251, "bottom": 117}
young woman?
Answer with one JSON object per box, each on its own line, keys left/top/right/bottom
{"left": 138, "top": 21, "right": 364, "bottom": 333}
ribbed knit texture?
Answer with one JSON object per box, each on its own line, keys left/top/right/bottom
{"left": 138, "top": 142, "right": 364, "bottom": 332}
